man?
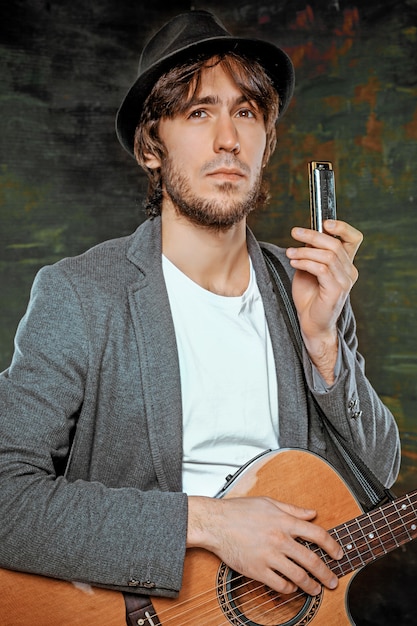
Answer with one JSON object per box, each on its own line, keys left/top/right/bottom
{"left": 0, "top": 8, "right": 400, "bottom": 608}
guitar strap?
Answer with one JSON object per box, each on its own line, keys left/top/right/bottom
{"left": 261, "top": 245, "right": 396, "bottom": 511}
{"left": 124, "top": 591, "right": 157, "bottom": 626}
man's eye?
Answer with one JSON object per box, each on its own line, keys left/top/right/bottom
{"left": 189, "top": 109, "right": 207, "bottom": 119}
{"left": 237, "top": 109, "right": 255, "bottom": 118}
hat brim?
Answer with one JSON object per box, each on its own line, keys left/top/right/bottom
{"left": 116, "top": 36, "right": 295, "bottom": 157}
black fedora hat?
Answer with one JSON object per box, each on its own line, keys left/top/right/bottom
{"left": 116, "top": 10, "right": 295, "bottom": 158}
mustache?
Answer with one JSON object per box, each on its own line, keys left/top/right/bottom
{"left": 201, "top": 155, "right": 251, "bottom": 176}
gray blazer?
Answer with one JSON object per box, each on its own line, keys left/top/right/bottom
{"left": 0, "top": 216, "right": 400, "bottom": 597}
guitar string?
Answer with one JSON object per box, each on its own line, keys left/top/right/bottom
{"left": 359, "top": 506, "right": 386, "bottom": 557}
{"left": 151, "top": 507, "right": 417, "bottom": 625}
{"left": 146, "top": 576, "right": 276, "bottom": 625}
{"left": 345, "top": 503, "right": 417, "bottom": 559}
{"left": 147, "top": 513, "right": 416, "bottom": 626}
{"left": 166, "top": 585, "right": 294, "bottom": 626}
{"left": 149, "top": 576, "right": 310, "bottom": 626}
{"left": 312, "top": 516, "right": 415, "bottom": 578}
{"left": 143, "top": 495, "right": 417, "bottom": 625}
{"left": 203, "top": 586, "right": 307, "bottom": 626}
{"left": 317, "top": 503, "right": 417, "bottom": 576}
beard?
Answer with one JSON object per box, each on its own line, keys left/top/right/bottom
{"left": 160, "top": 154, "right": 267, "bottom": 231}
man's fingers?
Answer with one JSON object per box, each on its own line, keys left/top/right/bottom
{"left": 322, "top": 219, "right": 363, "bottom": 260}
{"left": 290, "top": 221, "right": 363, "bottom": 263}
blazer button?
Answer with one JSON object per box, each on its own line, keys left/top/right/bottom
{"left": 141, "top": 580, "right": 156, "bottom": 589}
{"left": 127, "top": 579, "right": 156, "bottom": 589}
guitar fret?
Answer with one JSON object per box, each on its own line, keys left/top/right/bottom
{"left": 366, "top": 510, "right": 387, "bottom": 559}
{"left": 329, "top": 526, "right": 350, "bottom": 575}
{"left": 327, "top": 491, "right": 417, "bottom": 577}
{"left": 383, "top": 494, "right": 417, "bottom": 545}
{"left": 327, "top": 522, "right": 364, "bottom": 575}
{"left": 406, "top": 493, "right": 417, "bottom": 541}
{"left": 353, "top": 513, "right": 385, "bottom": 563}
{"left": 328, "top": 527, "right": 345, "bottom": 577}
{"left": 378, "top": 504, "right": 400, "bottom": 549}
{"left": 342, "top": 521, "right": 366, "bottom": 569}
{"left": 371, "top": 497, "right": 416, "bottom": 551}
{"left": 394, "top": 498, "right": 415, "bottom": 542}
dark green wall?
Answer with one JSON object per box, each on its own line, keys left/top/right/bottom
{"left": 1, "top": 2, "right": 417, "bottom": 622}
{"left": 3, "top": 0, "right": 415, "bottom": 486}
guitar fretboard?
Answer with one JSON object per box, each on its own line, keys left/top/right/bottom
{"left": 309, "top": 490, "right": 417, "bottom": 577}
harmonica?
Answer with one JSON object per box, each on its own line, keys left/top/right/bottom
{"left": 308, "top": 161, "right": 337, "bottom": 232}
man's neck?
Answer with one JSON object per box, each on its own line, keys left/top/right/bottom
{"left": 161, "top": 209, "right": 250, "bottom": 297}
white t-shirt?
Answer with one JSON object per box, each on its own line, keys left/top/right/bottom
{"left": 162, "top": 255, "right": 279, "bottom": 496}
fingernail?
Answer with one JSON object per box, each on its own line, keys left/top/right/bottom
{"left": 329, "top": 576, "right": 338, "bottom": 589}
{"left": 312, "top": 584, "right": 322, "bottom": 596}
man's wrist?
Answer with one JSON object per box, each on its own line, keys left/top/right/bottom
{"left": 187, "top": 495, "right": 222, "bottom": 550}
{"left": 302, "top": 330, "right": 338, "bottom": 386}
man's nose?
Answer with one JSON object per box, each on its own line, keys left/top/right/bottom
{"left": 213, "top": 115, "right": 241, "bottom": 154}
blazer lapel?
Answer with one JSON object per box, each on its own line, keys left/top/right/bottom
{"left": 248, "top": 232, "right": 309, "bottom": 451}
{"left": 126, "top": 218, "right": 183, "bottom": 492}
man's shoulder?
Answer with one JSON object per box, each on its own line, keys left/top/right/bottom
{"left": 52, "top": 234, "right": 134, "bottom": 285}
{"left": 37, "top": 220, "right": 159, "bottom": 296}
{"left": 63, "top": 232, "right": 133, "bottom": 266}
{"left": 56, "top": 218, "right": 158, "bottom": 277}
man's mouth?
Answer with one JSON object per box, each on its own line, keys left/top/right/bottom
{"left": 207, "top": 168, "right": 245, "bottom": 181}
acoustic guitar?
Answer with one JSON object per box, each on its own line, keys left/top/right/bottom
{"left": 1, "top": 448, "right": 416, "bottom": 625}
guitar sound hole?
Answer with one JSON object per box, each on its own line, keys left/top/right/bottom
{"left": 217, "top": 563, "right": 322, "bottom": 626}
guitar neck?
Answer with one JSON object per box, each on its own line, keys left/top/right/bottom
{"left": 314, "top": 490, "right": 417, "bottom": 577}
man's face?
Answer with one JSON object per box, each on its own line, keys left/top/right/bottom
{"left": 147, "top": 62, "right": 268, "bottom": 230}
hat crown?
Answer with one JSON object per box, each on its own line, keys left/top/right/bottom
{"left": 139, "top": 10, "right": 230, "bottom": 75}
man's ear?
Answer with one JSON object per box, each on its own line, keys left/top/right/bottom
{"left": 143, "top": 151, "right": 162, "bottom": 170}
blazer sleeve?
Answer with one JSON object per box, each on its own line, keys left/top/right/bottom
{"left": 302, "top": 298, "right": 401, "bottom": 489}
{"left": 0, "top": 265, "right": 188, "bottom": 597}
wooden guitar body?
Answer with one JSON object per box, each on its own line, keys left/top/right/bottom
{"left": 152, "top": 448, "right": 362, "bottom": 625}
{"left": 1, "top": 449, "right": 415, "bottom": 625}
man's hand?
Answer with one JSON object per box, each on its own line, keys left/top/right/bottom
{"left": 187, "top": 495, "right": 343, "bottom": 596}
{"left": 285, "top": 219, "right": 363, "bottom": 384}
